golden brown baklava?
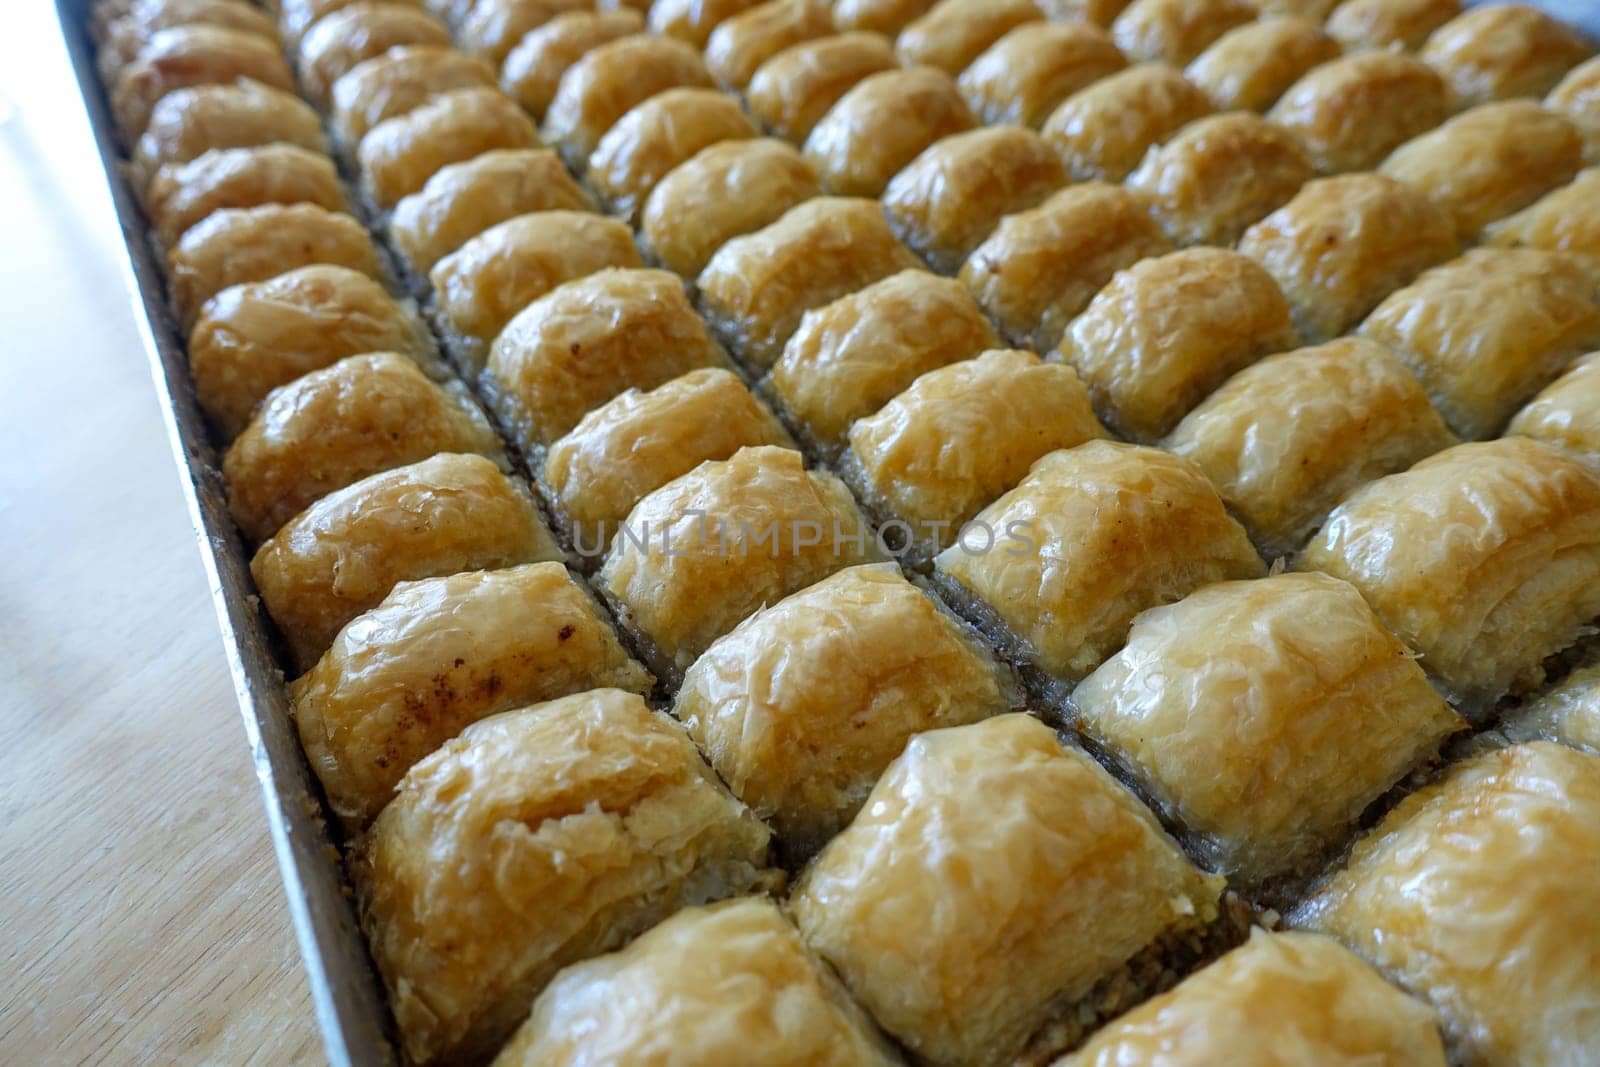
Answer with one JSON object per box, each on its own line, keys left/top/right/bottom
{"left": 1058, "top": 930, "right": 1450, "bottom": 1066}
{"left": 705, "top": 0, "right": 833, "bottom": 90}
{"left": 1292, "top": 741, "right": 1600, "bottom": 1065}
{"left": 793, "top": 714, "right": 1224, "bottom": 1067}
{"left": 894, "top": 0, "right": 1042, "bottom": 75}
{"left": 355, "top": 688, "right": 774, "bottom": 1063}
{"left": 500, "top": 10, "right": 644, "bottom": 120}
{"left": 1300, "top": 437, "right": 1600, "bottom": 710}
{"left": 934, "top": 441, "right": 1263, "bottom": 689}
{"left": 959, "top": 21, "right": 1125, "bottom": 129}
{"left": 585, "top": 87, "right": 759, "bottom": 222}
{"left": 1184, "top": 16, "right": 1337, "bottom": 113}
{"left": 1270, "top": 51, "right": 1452, "bottom": 174}
{"left": 766, "top": 268, "right": 997, "bottom": 453}
{"left": 638, "top": 137, "right": 822, "bottom": 278}
{"left": 1507, "top": 350, "right": 1600, "bottom": 462}
{"left": 596, "top": 445, "right": 880, "bottom": 680}
{"left": 1074, "top": 572, "right": 1463, "bottom": 887}
{"left": 1420, "top": 2, "right": 1593, "bottom": 108}
{"left": 496, "top": 897, "right": 899, "bottom": 1065}
{"left": 1042, "top": 61, "right": 1213, "bottom": 182}
{"left": 1166, "top": 336, "right": 1457, "bottom": 556}
{"left": 697, "top": 196, "right": 922, "bottom": 368}
{"left": 675, "top": 563, "right": 1016, "bottom": 854}
{"left": 745, "top": 30, "right": 898, "bottom": 142}
{"left": 802, "top": 65, "right": 975, "bottom": 197}
{"left": 1325, "top": 0, "right": 1461, "bottom": 53}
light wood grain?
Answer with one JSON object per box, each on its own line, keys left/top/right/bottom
{"left": 0, "top": 9, "right": 321, "bottom": 1064}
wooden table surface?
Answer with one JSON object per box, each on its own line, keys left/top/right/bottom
{"left": 0, "top": 8, "right": 322, "bottom": 1063}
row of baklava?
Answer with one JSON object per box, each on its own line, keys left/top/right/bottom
{"left": 96, "top": 0, "right": 1600, "bottom": 1064}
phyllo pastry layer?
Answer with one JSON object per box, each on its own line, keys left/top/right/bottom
{"left": 252, "top": 453, "right": 561, "bottom": 669}
{"left": 675, "top": 563, "right": 1016, "bottom": 855}
{"left": 1057, "top": 929, "right": 1448, "bottom": 1067}
{"left": 1300, "top": 437, "right": 1600, "bottom": 709}
{"left": 354, "top": 689, "right": 773, "bottom": 1064}
{"left": 494, "top": 897, "right": 898, "bottom": 1066}
{"left": 1074, "top": 572, "right": 1463, "bottom": 886}
{"left": 597, "top": 445, "right": 880, "bottom": 682}
{"left": 934, "top": 440, "right": 1262, "bottom": 688}
{"left": 1292, "top": 742, "right": 1600, "bottom": 1066}
{"left": 793, "top": 714, "right": 1224, "bottom": 1067}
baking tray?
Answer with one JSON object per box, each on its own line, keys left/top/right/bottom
{"left": 53, "top": 2, "right": 396, "bottom": 1063}
{"left": 51, "top": 0, "right": 1600, "bottom": 1064}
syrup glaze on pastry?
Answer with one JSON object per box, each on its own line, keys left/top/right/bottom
{"left": 958, "top": 21, "right": 1127, "bottom": 129}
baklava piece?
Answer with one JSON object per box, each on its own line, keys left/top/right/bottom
{"left": 496, "top": 897, "right": 898, "bottom": 1066}
{"left": 705, "top": 0, "right": 834, "bottom": 90}
{"left": 457, "top": 0, "right": 591, "bottom": 66}
{"left": 358, "top": 87, "right": 540, "bottom": 209}
{"left": 485, "top": 268, "right": 727, "bottom": 450}
{"left": 296, "top": 2, "right": 449, "bottom": 108}
{"left": 224, "top": 353, "right": 500, "bottom": 544}
{"left": 596, "top": 445, "right": 879, "bottom": 681}
{"left": 292, "top": 563, "right": 651, "bottom": 828}
{"left": 1167, "top": 338, "right": 1456, "bottom": 556}
{"left": 542, "top": 368, "right": 795, "bottom": 558}
{"left": 1110, "top": 0, "right": 1254, "bottom": 67}
{"left": 586, "top": 89, "right": 759, "bottom": 223}
{"left": 934, "top": 441, "right": 1262, "bottom": 689}
{"left": 167, "top": 203, "right": 383, "bottom": 331}
{"left": 431, "top": 211, "right": 643, "bottom": 369}
{"left": 1125, "top": 112, "right": 1315, "bottom": 247}
{"left": 648, "top": 0, "right": 762, "bottom": 47}
{"left": 112, "top": 26, "right": 294, "bottom": 144}
{"left": 1420, "top": 2, "right": 1593, "bottom": 108}
{"left": 639, "top": 138, "right": 822, "bottom": 278}
{"left": 280, "top": 0, "right": 419, "bottom": 45}
{"left": 354, "top": 688, "right": 773, "bottom": 1065}
{"left": 697, "top": 197, "right": 922, "bottom": 370}
{"left": 146, "top": 144, "right": 344, "bottom": 249}
{"left": 1076, "top": 573, "right": 1462, "bottom": 887}
{"left": 1059, "top": 247, "right": 1298, "bottom": 442}
{"left": 1058, "top": 930, "right": 1450, "bottom": 1066}
{"left": 1184, "top": 17, "right": 1339, "bottom": 113}
{"left": 389, "top": 149, "right": 593, "bottom": 277}
{"left": 1483, "top": 168, "right": 1600, "bottom": 281}
{"left": 500, "top": 9, "right": 645, "bottom": 121}
{"left": 541, "top": 35, "right": 714, "bottom": 170}
{"left": 1360, "top": 248, "right": 1600, "bottom": 439}
{"left": 1548, "top": 56, "right": 1600, "bottom": 163}
{"left": 1238, "top": 173, "right": 1459, "bottom": 343}
{"left": 1269, "top": 52, "right": 1451, "bottom": 175}
{"left": 830, "top": 0, "right": 936, "bottom": 36}
{"left": 99, "top": 0, "right": 279, "bottom": 79}
{"left": 959, "top": 182, "right": 1172, "bottom": 354}
{"left": 1379, "top": 100, "right": 1583, "bottom": 240}
{"left": 958, "top": 22, "right": 1127, "bottom": 129}
{"left": 893, "top": 0, "right": 1042, "bottom": 76}
{"left": 1501, "top": 664, "right": 1600, "bottom": 754}
{"left": 1507, "top": 352, "right": 1600, "bottom": 462}
{"left": 187, "top": 265, "right": 431, "bottom": 438}
{"left": 793, "top": 714, "right": 1224, "bottom": 1067}
{"left": 328, "top": 45, "right": 497, "bottom": 148}
{"left": 1292, "top": 742, "right": 1600, "bottom": 1065}
{"left": 1300, "top": 437, "right": 1600, "bottom": 708}
{"left": 745, "top": 31, "right": 898, "bottom": 143}
{"left": 846, "top": 351, "right": 1104, "bottom": 560}
{"left": 801, "top": 66, "right": 975, "bottom": 198}
{"left": 1035, "top": 0, "right": 1133, "bottom": 25}
{"left": 1326, "top": 0, "right": 1461, "bottom": 53}
{"left": 766, "top": 269, "right": 998, "bottom": 453}
{"left": 882, "top": 125, "right": 1067, "bottom": 274}
{"left": 1251, "top": 0, "right": 1342, "bottom": 17}
{"left": 130, "top": 79, "right": 326, "bottom": 191}
{"left": 253, "top": 453, "right": 561, "bottom": 669}
{"left": 1042, "top": 62, "right": 1213, "bottom": 182}
{"left": 677, "top": 563, "right": 1016, "bottom": 854}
